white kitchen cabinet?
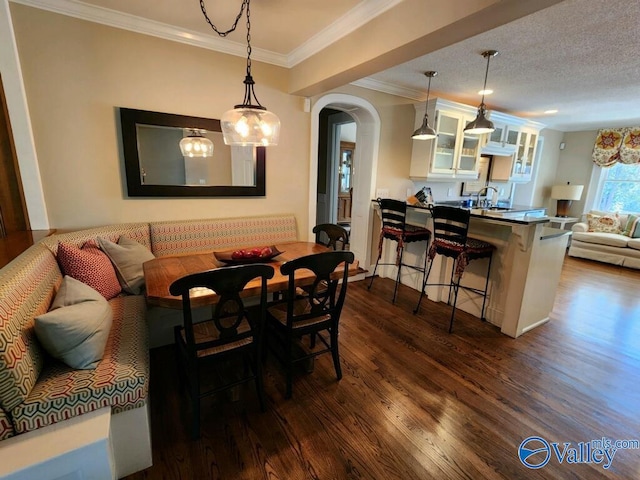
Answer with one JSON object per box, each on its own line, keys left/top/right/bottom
{"left": 491, "top": 128, "right": 539, "bottom": 183}
{"left": 410, "top": 98, "right": 482, "bottom": 180}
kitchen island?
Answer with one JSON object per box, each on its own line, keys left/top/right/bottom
{"left": 372, "top": 202, "right": 571, "bottom": 337}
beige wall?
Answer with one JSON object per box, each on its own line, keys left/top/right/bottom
{"left": 11, "top": 4, "right": 310, "bottom": 231}
{"left": 555, "top": 130, "right": 598, "bottom": 217}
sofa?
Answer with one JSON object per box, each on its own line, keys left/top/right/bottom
{"left": 0, "top": 214, "right": 298, "bottom": 479}
{"left": 568, "top": 210, "right": 640, "bottom": 269}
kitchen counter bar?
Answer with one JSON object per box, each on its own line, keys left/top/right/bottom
{"left": 372, "top": 201, "right": 570, "bottom": 337}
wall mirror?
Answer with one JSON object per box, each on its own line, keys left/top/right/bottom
{"left": 120, "top": 108, "right": 265, "bottom": 197}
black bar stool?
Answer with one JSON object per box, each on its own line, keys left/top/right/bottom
{"left": 414, "top": 206, "right": 495, "bottom": 333}
{"left": 368, "top": 198, "right": 431, "bottom": 303}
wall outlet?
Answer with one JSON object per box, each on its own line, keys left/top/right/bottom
{"left": 499, "top": 188, "right": 505, "bottom": 196}
{"left": 447, "top": 188, "right": 454, "bottom": 197}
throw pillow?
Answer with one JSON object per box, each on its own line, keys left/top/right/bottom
{"left": 98, "top": 236, "right": 155, "bottom": 295}
{"left": 623, "top": 214, "right": 640, "bottom": 238}
{"left": 34, "top": 276, "right": 113, "bottom": 369}
{"left": 586, "top": 212, "right": 622, "bottom": 234}
{"left": 57, "top": 240, "right": 122, "bottom": 300}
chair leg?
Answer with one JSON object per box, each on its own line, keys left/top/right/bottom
{"left": 285, "top": 335, "right": 294, "bottom": 399}
{"left": 392, "top": 245, "right": 404, "bottom": 303}
{"left": 190, "top": 378, "right": 200, "bottom": 439}
{"left": 368, "top": 256, "right": 381, "bottom": 290}
{"left": 330, "top": 327, "right": 342, "bottom": 380}
{"left": 254, "top": 354, "right": 266, "bottom": 412}
{"left": 480, "top": 253, "right": 493, "bottom": 322}
{"left": 414, "top": 254, "right": 434, "bottom": 314}
{"left": 448, "top": 271, "right": 461, "bottom": 334}
{"left": 309, "top": 332, "right": 316, "bottom": 349}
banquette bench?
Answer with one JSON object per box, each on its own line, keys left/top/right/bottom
{"left": 0, "top": 214, "right": 298, "bottom": 479}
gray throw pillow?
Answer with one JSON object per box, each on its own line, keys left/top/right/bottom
{"left": 34, "top": 276, "right": 113, "bottom": 369}
{"left": 98, "top": 236, "right": 155, "bottom": 295}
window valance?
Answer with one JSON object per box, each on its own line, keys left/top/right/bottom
{"left": 592, "top": 127, "right": 640, "bottom": 167}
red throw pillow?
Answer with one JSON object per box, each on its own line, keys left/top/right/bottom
{"left": 57, "top": 240, "right": 122, "bottom": 300}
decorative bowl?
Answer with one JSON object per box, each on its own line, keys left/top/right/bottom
{"left": 214, "top": 246, "right": 283, "bottom": 265}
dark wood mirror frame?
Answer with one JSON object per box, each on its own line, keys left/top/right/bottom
{"left": 120, "top": 108, "right": 266, "bottom": 197}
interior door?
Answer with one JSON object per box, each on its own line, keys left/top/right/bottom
{"left": 0, "top": 74, "right": 28, "bottom": 236}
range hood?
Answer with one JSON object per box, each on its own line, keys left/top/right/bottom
{"left": 481, "top": 142, "right": 517, "bottom": 156}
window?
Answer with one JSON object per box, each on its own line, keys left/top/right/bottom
{"left": 596, "top": 163, "right": 640, "bottom": 213}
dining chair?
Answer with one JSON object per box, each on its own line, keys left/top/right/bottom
{"left": 368, "top": 198, "right": 432, "bottom": 303}
{"left": 413, "top": 206, "right": 495, "bottom": 333}
{"left": 266, "top": 250, "right": 355, "bottom": 399}
{"left": 313, "top": 223, "right": 350, "bottom": 250}
{"left": 169, "top": 263, "right": 274, "bottom": 438}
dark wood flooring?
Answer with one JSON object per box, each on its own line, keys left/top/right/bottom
{"left": 126, "top": 256, "right": 640, "bottom": 479}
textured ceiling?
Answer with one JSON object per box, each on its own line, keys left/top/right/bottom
{"left": 365, "top": 0, "right": 640, "bottom": 131}
{"left": 15, "top": 0, "right": 639, "bottom": 132}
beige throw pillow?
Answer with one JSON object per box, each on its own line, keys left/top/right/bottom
{"left": 98, "top": 236, "right": 155, "bottom": 295}
{"left": 34, "top": 276, "right": 112, "bottom": 369}
{"left": 586, "top": 212, "right": 621, "bottom": 234}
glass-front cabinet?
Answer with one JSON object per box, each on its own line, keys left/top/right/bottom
{"left": 410, "top": 99, "right": 481, "bottom": 180}
{"left": 511, "top": 130, "right": 538, "bottom": 182}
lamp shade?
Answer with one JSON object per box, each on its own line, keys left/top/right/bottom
{"left": 551, "top": 184, "right": 584, "bottom": 200}
{"left": 179, "top": 130, "right": 214, "bottom": 157}
{"left": 221, "top": 107, "right": 280, "bottom": 146}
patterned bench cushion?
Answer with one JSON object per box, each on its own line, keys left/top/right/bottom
{"left": 0, "top": 407, "right": 13, "bottom": 440}
{"left": 150, "top": 214, "right": 298, "bottom": 257}
{"left": 40, "top": 223, "right": 151, "bottom": 254}
{"left": 10, "top": 295, "right": 149, "bottom": 434}
{"left": 0, "top": 245, "right": 60, "bottom": 412}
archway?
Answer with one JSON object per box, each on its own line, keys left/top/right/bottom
{"left": 309, "top": 94, "right": 380, "bottom": 273}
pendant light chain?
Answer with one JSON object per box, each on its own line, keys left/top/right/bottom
{"left": 480, "top": 52, "right": 492, "bottom": 106}
{"left": 199, "top": 0, "right": 247, "bottom": 37}
{"left": 200, "top": 0, "right": 280, "bottom": 146}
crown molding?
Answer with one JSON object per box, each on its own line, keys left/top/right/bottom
{"left": 11, "top": 0, "right": 400, "bottom": 68}
{"left": 287, "top": 0, "right": 403, "bottom": 67}
{"left": 351, "top": 77, "right": 424, "bottom": 102}
{"left": 10, "top": 0, "right": 288, "bottom": 66}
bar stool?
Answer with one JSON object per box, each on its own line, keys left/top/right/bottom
{"left": 414, "top": 206, "right": 495, "bottom": 333}
{"left": 368, "top": 198, "right": 431, "bottom": 303}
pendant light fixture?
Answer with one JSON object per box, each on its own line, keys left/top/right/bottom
{"left": 412, "top": 71, "right": 438, "bottom": 140}
{"left": 179, "top": 129, "right": 214, "bottom": 157}
{"left": 200, "top": 0, "right": 280, "bottom": 146}
{"left": 464, "top": 50, "right": 499, "bottom": 135}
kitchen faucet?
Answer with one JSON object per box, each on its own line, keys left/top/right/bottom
{"left": 475, "top": 186, "right": 498, "bottom": 208}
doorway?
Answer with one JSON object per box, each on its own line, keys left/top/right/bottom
{"left": 316, "top": 108, "right": 356, "bottom": 232}
{"left": 0, "top": 74, "right": 28, "bottom": 236}
{"left": 308, "top": 94, "right": 380, "bottom": 273}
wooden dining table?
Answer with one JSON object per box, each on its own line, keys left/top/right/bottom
{"left": 143, "top": 241, "right": 361, "bottom": 309}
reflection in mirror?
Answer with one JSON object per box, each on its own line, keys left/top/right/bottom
{"left": 120, "top": 108, "right": 265, "bottom": 197}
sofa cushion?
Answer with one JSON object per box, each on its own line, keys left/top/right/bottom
{"left": 10, "top": 295, "right": 149, "bottom": 434}
{"left": 571, "top": 231, "right": 629, "bottom": 247}
{"left": 0, "top": 407, "right": 14, "bottom": 441}
{"left": 34, "top": 277, "right": 112, "bottom": 370}
{"left": 0, "top": 245, "right": 60, "bottom": 412}
{"left": 98, "top": 236, "right": 155, "bottom": 294}
{"left": 40, "top": 223, "right": 152, "bottom": 254}
{"left": 628, "top": 238, "right": 640, "bottom": 251}
{"left": 150, "top": 214, "right": 298, "bottom": 257}
{"left": 587, "top": 212, "right": 622, "bottom": 233}
{"left": 623, "top": 214, "right": 640, "bottom": 238}
{"left": 57, "top": 241, "right": 122, "bottom": 300}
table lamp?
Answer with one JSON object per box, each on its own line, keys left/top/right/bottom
{"left": 551, "top": 183, "right": 584, "bottom": 217}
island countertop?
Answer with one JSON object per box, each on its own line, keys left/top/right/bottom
{"left": 400, "top": 201, "right": 550, "bottom": 225}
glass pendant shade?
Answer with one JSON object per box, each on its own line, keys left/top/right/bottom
{"left": 221, "top": 106, "right": 281, "bottom": 146}
{"left": 179, "top": 131, "right": 214, "bottom": 157}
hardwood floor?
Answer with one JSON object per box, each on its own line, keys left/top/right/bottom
{"left": 126, "top": 256, "right": 640, "bottom": 479}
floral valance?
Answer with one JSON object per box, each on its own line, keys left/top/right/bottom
{"left": 592, "top": 127, "right": 640, "bottom": 167}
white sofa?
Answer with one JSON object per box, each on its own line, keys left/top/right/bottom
{"left": 568, "top": 211, "right": 640, "bottom": 269}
